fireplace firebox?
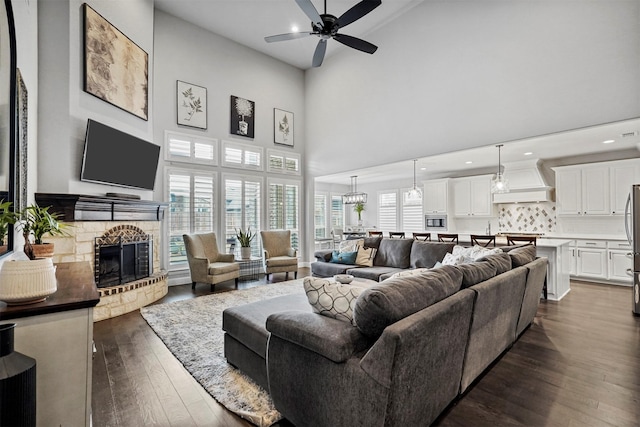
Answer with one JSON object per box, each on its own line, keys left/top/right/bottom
{"left": 94, "top": 226, "right": 153, "bottom": 288}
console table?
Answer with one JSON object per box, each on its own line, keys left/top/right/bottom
{"left": 0, "top": 261, "right": 99, "bottom": 426}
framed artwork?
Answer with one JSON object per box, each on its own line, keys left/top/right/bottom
{"left": 274, "top": 108, "right": 294, "bottom": 146}
{"left": 177, "top": 81, "right": 207, "bottom": 129}
{"left": 83, "top": 3, "right": 148, "bottom": 120}
{"left": 16, "top": 68, "right": 27, "bottom": 212}
{"left": 230, "top": 96, "right": 255, "bottom": 138}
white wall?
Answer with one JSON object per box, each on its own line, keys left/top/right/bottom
{"left": 38, "top": 0, "right": 155, "bottom": 197}
{"left": 152, "top": 10, "right": 306, "bottom": 270}
{"left": 305, "top": 0, "right": 640, "bottom": 178}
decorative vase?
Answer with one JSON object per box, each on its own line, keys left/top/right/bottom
{"left": 0, "top": 323, "right": 36, "bottom": 426}
{"left": 31, "top": 242, "right": 54, "bottom": 258}
{"left": 238, "top": 120, "right": 248, "bottom": 135}
{"left": 0, "top": 258, "right": 57, "bottom": 305}
{"left": 240, "top": 247, "right": 252, "bottom": 259}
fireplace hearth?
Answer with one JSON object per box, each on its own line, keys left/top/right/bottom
{"left": 95, "top": 226, "right": 152, "bottom": 288}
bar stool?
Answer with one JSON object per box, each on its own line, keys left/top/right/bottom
{"left": 412, "top": 232, "right": 432, "bottom": 241}
{"left": 368, "top": 231, "right": 383, "bottom": 237}
{"left": 506, "top": 235, "right": 537, "bottom": 246}
{"left": 389, "top": 232, "right": 405, "bottom": 238}
{"left": 470, "top": 234, "right": 496, "bottom": 247}
{"left": 438, "top": 233, "right": 459, "bottom": 244}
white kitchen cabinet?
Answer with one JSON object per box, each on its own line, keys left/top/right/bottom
{"left": 608, "top": 249, "right": 633, "bottom": 284}
{"left": 423, "top": 179, "right": 448, "bottom": 214}
{"left": 452, "top": 175, "right": 493, "bottom": 217}
{"left": 554, "top": 159, "right": 640, "bottom": 216}
{"left": 576, "top": 246, "right": 607, "bottom": 279}
{"left": 610, "top": 163, "right": 639, "bottom": 215}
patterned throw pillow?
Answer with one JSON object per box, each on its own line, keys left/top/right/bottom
{"left": 452, "top": 244, "right": 503, "bottom": 260}
{"left": 355, "top": 246, "right": 377, "bottom": 267}
{"left": 303, "top": 277, "right": 365, "bottom": 324}
{"left": 330, "top": 250, "right": 358, "bottom": 264}
{"left": 388, "top": 267, "right": 432, "bottom": 279}
{"left": 338, "top": 239, "right": 363, "bottom": 253}
{"left": 441, "top": 252, "right": 471, "bottom": 265}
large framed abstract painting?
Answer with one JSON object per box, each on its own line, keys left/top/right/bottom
{"left": 230, "top": 96, "right": 255, "bottom": 138}
{"left": 274, "top": 108, "right": 294, "bottom": 146}
{"left": 177, "top": 80, "right": 207, "bottom": 129}
{"left": 83, "top": 3, "right": 148, "bottom": 120}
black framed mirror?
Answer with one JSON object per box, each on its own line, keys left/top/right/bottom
{"left": 0, "top": 0, "right": 17, "bottom": 257}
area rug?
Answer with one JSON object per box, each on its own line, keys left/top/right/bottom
{"left": 140, "top": 279, "right": 305, "bottom": 427}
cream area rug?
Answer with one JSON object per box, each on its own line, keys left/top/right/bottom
{"left": 140, "top": 279, "right": 305, "bottom": 427}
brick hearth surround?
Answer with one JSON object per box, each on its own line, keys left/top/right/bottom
{"left": 47, "top": 220, "right": 168, "bottom": 322}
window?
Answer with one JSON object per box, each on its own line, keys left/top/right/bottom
{"left": 267, "top": 149, "right": 301, "bottom": 175}
{"left": 165, "top": 131, "right": 217, "bottom": 165}
{"left": 330, "top": 195, "right": 344, "bottom": 229}
{"left": 378, "top": 191, "right": 398, "bottom": 231}
{"left": 222, "top": 140, "right": 263, "bottom": 171}
{"left": 224, "top": 175, "right": 262, "bottom": 257}
{"left": 314, "top": 193, "right": 327, "bottom": 239}
{"left": 268, "top": 178, "right": 300, "bottom": 251}
{"left": 402, "top": 189, "right": 423, "bottom": 232}
{"left": 166, "top": 168, "right": 216, "bottom": 266}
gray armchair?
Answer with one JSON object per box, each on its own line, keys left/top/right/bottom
{"left": 183, "top": 232, "right": 240, "bottom": 291}
{"left": 260, "top": 230, "right": 298, "bottom": 281}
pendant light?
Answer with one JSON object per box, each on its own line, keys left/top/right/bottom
{"left": 342, "top": 175, "right": 367, "bottom": 204}
{"left": 406, "top": 159, "right": 422, "bottom": 201}
{"left": 491, "top": 144, "right": 509, "bottom": 193}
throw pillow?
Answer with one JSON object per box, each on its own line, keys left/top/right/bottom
{"left": 330, "top": 250, "right": 358, "bottom": 264}
{"left": 508, "top": 245, "right": 537, "bottom": 267}
{"left": 442, "top": 252, "right": 471, "bottom": 266}
{"left": 304, "top": 277, "right": 365, "bottom": 324}
{"left": 388, "top": 267, "right": 431, "bottom": 279}
{"left": 338, "top": 239, "right": 363, "bottom": 253}
{"left": 355, "top": 246, "right": 377, "bottom": 267}
{"left": 452, "top": 244, "right": 503, "bottom": 260}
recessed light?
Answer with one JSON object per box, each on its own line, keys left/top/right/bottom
{"left": 420, "top": 167, "right": 427, "bottom": 170}
{"left": 291, "top": 25, "right": 299, "bottom": 33}
{"left": 603, "top": 139, "right": 615, "bottom": 144}
{"left": 465, "top": 161, "right": 473, "bottom": 164}
{"left": 524, "top": 152, "right": 533, "bottom": 156}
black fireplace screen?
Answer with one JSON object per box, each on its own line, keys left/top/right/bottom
{"left": 95, "top": 235, "right": 152, "bottom": 288}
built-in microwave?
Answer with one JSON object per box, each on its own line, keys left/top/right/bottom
{"left": 425, "top": 214, "right": 447, "bottom": 230}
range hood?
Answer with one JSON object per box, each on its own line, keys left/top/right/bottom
{"left": 492, "top": 159, "right": 554, "bottom": 203}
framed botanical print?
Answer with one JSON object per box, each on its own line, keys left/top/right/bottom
{"left": 230, "top": 96, "right": 255, "bottom": 138}
{"left": 274, "top": 108, "right": 294, "bottom": 146}
{"left": 177, "top": 81, "right": 207, "bottom": 129}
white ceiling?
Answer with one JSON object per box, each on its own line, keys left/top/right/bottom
{"left": 154, "top": 0, "right": 423, "bottom": 70}
{"left": 153, "top": 1, "right": 640, "bottom": 185}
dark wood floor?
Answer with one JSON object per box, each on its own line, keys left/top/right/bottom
{"left": 92, "top": 274, "right": 640, "bottom": 427}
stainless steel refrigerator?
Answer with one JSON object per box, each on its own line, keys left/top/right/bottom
{"left": 624, "top": 184, "right": 640, "bottom": 315}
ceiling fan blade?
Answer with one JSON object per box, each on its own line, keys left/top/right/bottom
{"left": 312, "top": 39, "right": 327, "bottom": 67}
{"left": 265, "top": 32, "right": 313, "bottom": 43}
{"left": 295, "top": 0, "right": 323, "bottom": 27}
{"left": 337, "top": 0, "right": 381, "bottom": 28}
{"left": 333, "top": 34, "right": 378, "bottom": 54}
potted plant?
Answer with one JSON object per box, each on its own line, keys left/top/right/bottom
{"left": 15, "top": 204, "right": 68, "bottom": 259}
{"left": 354, "top": 202, "right": 365, "bottom": 226}
{"left": 0, "top": 200, "right": 16, "bottom": 251}
{"left": 235, "top": 226, "right": 255, "bottom": 259}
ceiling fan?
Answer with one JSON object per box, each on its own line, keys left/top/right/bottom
{"left": 265, "top": 0, "right": 381, "bottom": 67}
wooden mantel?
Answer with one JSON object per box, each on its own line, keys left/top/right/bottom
{"left": 35, "top": 193, "right": 168, "bottom": 222}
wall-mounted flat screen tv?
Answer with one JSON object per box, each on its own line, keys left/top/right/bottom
{"left": 81, "top": 119, "right": 160, "bottom": 191}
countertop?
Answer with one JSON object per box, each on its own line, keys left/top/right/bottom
{"left": 0, "top": 261, "right": 100, "bottom": 320}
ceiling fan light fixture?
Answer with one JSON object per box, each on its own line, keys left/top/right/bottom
{"left": 491, "top": 144, "right": 509, "bottom": 194}
{"left": 342, "top": 175, "right": 367, "bottom": 204}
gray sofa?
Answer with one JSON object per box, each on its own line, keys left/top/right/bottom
{"left": 223, "top": 244, "right": 547, "bottom": 426}
{"left": 311, "top": 237, "right": 455, "bottom": 281}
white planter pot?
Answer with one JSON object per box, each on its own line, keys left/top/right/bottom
{"left": 240, "top": 247, "right": 252, "bottom": 259}
{"left": 0, "top": 258, "right": 57, "bottom": 305}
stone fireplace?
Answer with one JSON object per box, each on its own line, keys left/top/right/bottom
{"left": 36, "top": 193, "right": 168, "bottom": 322}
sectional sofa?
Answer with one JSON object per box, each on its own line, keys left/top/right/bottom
{"left": 222, "top": 241, "right": 547, "bottom": 426}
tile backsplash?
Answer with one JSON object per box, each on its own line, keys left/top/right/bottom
{"left": 498, "top": 202, "right": 556, "bottom": 233}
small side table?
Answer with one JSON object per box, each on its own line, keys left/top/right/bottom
{"left": 235, "top": 256, "right": 263, "bottom": 281}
